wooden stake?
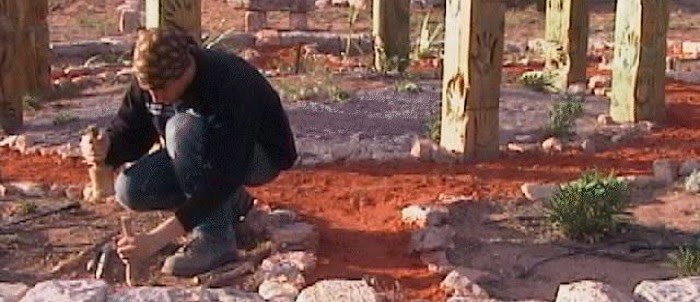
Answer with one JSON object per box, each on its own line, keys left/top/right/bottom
{"left": 372, "top": 0, "right": 410, "bottom": 73}
{"left": 610, "top": 0, "right": 669, "bottom": 123}
{"left": 544, "top": 0, "right": 589, "bottom": 91}
{"left": 440, "top": 0, "right": 505, "bottom": 160}
{"left": 145, "top": 0, "right": 201, "bottom": 42}
{"left": 120, "top": 216, "right": 139, "bottom": 286}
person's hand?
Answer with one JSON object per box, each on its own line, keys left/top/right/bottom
{"left": 116, "top": 233, "right": 161, "bottom": 263}
{"left": 80, "top": 128, "right": 110, "bottom": 164}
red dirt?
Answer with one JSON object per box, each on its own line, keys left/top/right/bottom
{"left": 3, "top": 73, "right": 700, "bottom": 300}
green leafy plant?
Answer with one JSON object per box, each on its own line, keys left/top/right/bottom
{"left": 685, "top": 170, "right": 700, "bottom": 194}
{"left": 544, "top": 94, "right": 584, "bottom": 139}
{"left": 18, "top": 200, "right": 37, "bottom": 215}
{"left": 414, "top": 11, "right": 444, "bottom": 59}
{"left": 669, "top": 244, "right": 700, "bottom": 277}
{"left": 23, "top": 92, "right": 43, "bottom": 111}
{"left": 53, "top": 111, "right": 77, "bottom": 126}
{"left": 395, "top": 80, "right": 422, "bottom": 93}
{"left": 546, "top": 170, "right": 630, "bottom": 242}
{"left": 424, "top": 113, "right": 441, "bottom": 142}
{"left": 328, "top": 85, "right": 351, "bottom": 103}
{"left": 518, "top": 71, "right": 557, "bottom": 92}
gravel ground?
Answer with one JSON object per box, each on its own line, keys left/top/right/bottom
{"left": 18, "top": 79, "right": 609, "bottom": 165}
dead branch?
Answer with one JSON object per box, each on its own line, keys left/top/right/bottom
{"left": 49, "top": 230, "right": 119, "bottom": 277}
{"left": 1, "top": 201, "right": 80, "bottom": 228}
{"left": 194, "top": 261, "right": 255, "bottom": 288}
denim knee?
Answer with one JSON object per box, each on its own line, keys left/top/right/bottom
{"left": 114, "top": 170, "right": 140, "bottom": 211}
{"left": 165, "top": 111, "right": 207, "bottom": 160}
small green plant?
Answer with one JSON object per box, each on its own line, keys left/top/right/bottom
{"left": 424, "top": 113, "right": 441, "bottom": 141}
{"left": 518, "top": 71, "right": 557, "bottom": 92}
{"left": 23, "top": 92, "right": 43, "bottom": 111}
{"left": 52, "top": 111, "right": 77, "bottom": 126}
{"left": 414, "top": 11, "right": 444, "bottom": 59}
{"left": 669, "top": 244, "right": 700, "bottom": 277}
{"left": 328, "top": 85, "right": 351, "bottom": 103}
{"left": 395, "top": 80, "right": 422, "bottom": 93}
{"left": 546, "top": 170, "right": 630, "bottom": 242}
{"left": 544, "top": 94, "right": 584, "bottom": 139}
{"left": 18, "top": 200, "right": 37, "bottom": 215}
{"left": 685, "top": 170, "right": 700, "bottom": 194}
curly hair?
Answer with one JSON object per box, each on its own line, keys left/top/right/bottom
{"left": 133, "top": 27, "right": 198, "bottom": 90}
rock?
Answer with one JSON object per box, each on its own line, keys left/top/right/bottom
{"left": 267, "top": 294, "right": 296, "bottom": 302}
{"left": 420, "top": 250, "right": 454, "bottom": 275}
{"left": 20, "top": 280, "right": 108, "bottom": 302}
{"left": 597, "top": 114, "right": 615, "bottom": 126}
{"left": 634, "top": 277, "right": 700, "bottom": 302}
{"left": 653, "top": 159, "right": 678, "bottom": 185}
{"left": 0, "top": 135, "right": 17, "bottom": 148}
{"left": 567, "top": 83, "right": 587, "bottom": 95}
{"left": 401, "top": 204, "right": 450, "bottom": 227}
{"left": 440, "top": 268, "right": 491, "bottom": 298}
{"left": 268, "top": 222, "right": 319, "bottom": 252}
{"left": 206, "top": 287, "right": 265, "bottom": 302}
{"left": 0, "top": 184, "right": 7, "bottom": 197}
{"left": 259, "top": 259, "right": 305, "bottom": 285}
{"left": 588, "top": 75, "right": 612, "bottom": 90}
{"left": 108, "top": 287, "right": 215, "bottom": 302}
{"left": 580, "top": 139, "right": 596, "bottom": 154}
{"left": 410, "top": 138, "right": 438, "bottom": 161}
{"left": 593, "top": 87, "right": 609, "bottom": 96}
{"left": 315, "top": 0, "right": 331, "bottom": 8}
{"left": 617, "top": 175, "right": 662, "bottom": 190}
{"left": 12, "top": 135, "right": 33, "bottom": 154}
{"left": 65, "top": 185, "right": 83, "bottom": 200}
{"left": 7, "top": 182, "right": 46, "bottom": 197}
{"left": 0, "top": 282, "right": 29, "bottom": 302}
{"left": 258, "top": 281, "right": 299, "bottom": 300}
{"left": 261, "top": 251, "right": 317, "bottom": 272}
{"left": 409, "top": 225, "right": 455, "bottom": 253}
{"left": 229, "top": 0, "right": 316, "bottom": 12}
{"left": 542, "top": 137, "right": 563, "bottom": 153}
{"left": 48, "top": 184, "right": 67, "bottom": 198}
{"left": 521, "top": 183, "right": 559, "bottom": 201}
{"left": 555, "top": 280, "right": 633, "bottom": 302}
{"left": 296, "top": 280, "right": 380, "bottom": 302}
{"left": 265, "top": 209, "right": 299, "bottom": 230}
{"left": 507, "top": 143, "right": 539, "bottom": 153}
{"left": 636, "top": 121, "right": 659, "bottom": 132}
{"left": 679, "top": 159, "right": 700, "bottom": 177}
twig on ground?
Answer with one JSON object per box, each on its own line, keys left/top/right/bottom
{"left": 49, "top": 230, "right": 119, "bottom": 276}
{"left": 194, "top": 261, "right": 255, "bottom": 287}
{"left": 1, "top": 201, "right": 80, "bottom": 228}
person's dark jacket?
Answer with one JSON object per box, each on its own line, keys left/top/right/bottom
{"left": 104, "top": 48, "right": 297, "bottom": 231}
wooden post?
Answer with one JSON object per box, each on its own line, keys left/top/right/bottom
{"left": 544, "top": 0, "right": 588, "bottom": 92}
{"left": 440, "top": 0, "right": 505, "bottom": 160}
{"left": 145, "top": 0, "right": 202, "bottom": 42}
{"left": 610, "top": 0, "right": 669, "bottom": 123}
{"left": 372, "top": 0, "right": 410, "bottom": 73}
{"left": 0, "top": 0, "right": 50, "bottom": 134}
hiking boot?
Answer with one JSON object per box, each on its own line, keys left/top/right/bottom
{"left": 231, "top": 188, "right": 255, "bottom": 220}
{"left": 161, "top": 232, "right": 237, "bottom": 277}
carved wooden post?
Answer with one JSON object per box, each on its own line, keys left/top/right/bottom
{"left": 544, "top": 0, "right": 588, "bottom": 92}
{"left": 372, "top": 0, "right": 410, "bottom": 73}
{"left": 610, "top": 0, "right": 669, "bottom": 123}
{"left": 145, "top": 0, "right": 202, "bottom": 42}
{"left": 0, "top": 0, "right": 50, "bottom": 134}
{"left": 440, "top": 0, "right": 505, "bottom": 160}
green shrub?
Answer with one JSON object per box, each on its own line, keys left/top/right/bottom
{"left": 546, "top": 171, "right": 630, "bottom": 242}
{"left": 670, "top": 244, "right": 700, "bottom": 277}
{"left": 544, "top": 94, "right": 584, "bottom": 139}
{"left": 424, "top": 113, "right": 441, "bottom": 142}
{"left": 518, "top": 71, "right": 557, "bottom": 92}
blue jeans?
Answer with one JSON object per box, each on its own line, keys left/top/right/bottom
{"left": 114, "top": 111, "right": 280, "bottom": 241}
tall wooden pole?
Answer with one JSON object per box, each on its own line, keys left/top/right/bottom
{"left": 610, "top": 0, "right": 669, "bottom": 123}
{"left": 440, "top": 0, "right": 505, "bottom": 160}
{"left": 372, "top": 0, "right": 410, "bottom": 73}
{"left": 0, "top": 0, "right": 50, "bottom": 134}
{"left": 145, "top": 0, "right": 202, "bottom": 42}
{"left": 544, "top": 0, "right": 588, "bottom": 92}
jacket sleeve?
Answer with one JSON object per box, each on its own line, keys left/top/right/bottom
{"left": 173, "top": 78, "right": 258, "bottom": 232}
{"left": 104, "top": 79, "right": 159, "bottom": 169}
